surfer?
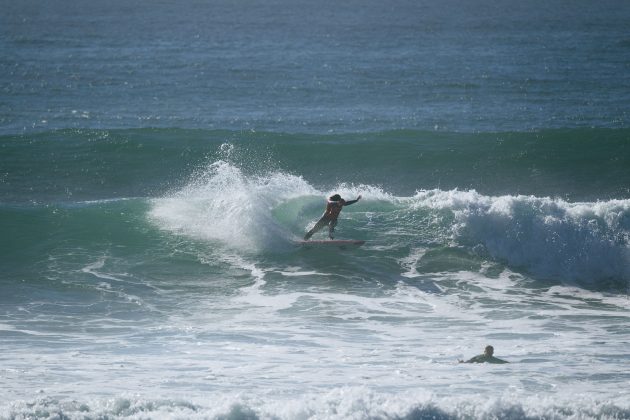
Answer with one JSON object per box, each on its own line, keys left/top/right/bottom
{"left": 304, "top": 194, "right": 362, "bottom": 240}
{"left": 459, "top": 345, "right": 509, "bottom": 364}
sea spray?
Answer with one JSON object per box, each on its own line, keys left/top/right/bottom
{"left": 149, "top": 157, "right": 315, "bottom": 251}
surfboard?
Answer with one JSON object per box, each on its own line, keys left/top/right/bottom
{"left": 297, "top": 239, "right": 365, "bottom": 247}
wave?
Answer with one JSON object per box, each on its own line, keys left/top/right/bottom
{"left": 3, "top": 129, "right": 628, "bottom": 289}
{"left": 2, "top": 158, "right": 628, "bottom": 290}
{"left": 408, "top": 189, "right": 630, "bottom": 287}
{"left": 147, "top": 158, "right": 629, "bottom": 289}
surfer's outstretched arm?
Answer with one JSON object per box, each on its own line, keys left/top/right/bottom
{"left": 343, "top": 195, "right": 362, "bottom": 206}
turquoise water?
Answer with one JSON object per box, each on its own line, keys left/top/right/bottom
{"left": 1, "top": 0, "right": 630, "bottom": 418}
{"left": 2, "top": 128, "right": 629, "bottom": 202}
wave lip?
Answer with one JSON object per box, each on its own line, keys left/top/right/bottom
{"left": 413, "top": 189, "right": 630, "bottom": 288}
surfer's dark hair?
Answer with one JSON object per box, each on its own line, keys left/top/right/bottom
{"left": 329, "top": 194, "right": 341, "bottom": 201}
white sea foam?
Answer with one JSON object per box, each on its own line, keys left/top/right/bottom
{"left": 410, "top": 189, "right": 630, "bottom": 287}
{"left": 2, "top": 388, "right": 629, "bottom": 419}
{"left": 4, "top": 255, "right": 630, "bottom": 419}
{"left": 398, "top": 247, "right": 428, "bottom": 278}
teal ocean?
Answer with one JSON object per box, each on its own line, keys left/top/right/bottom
{"left": 1, "top": 0, "right": 630, "bottom": 419}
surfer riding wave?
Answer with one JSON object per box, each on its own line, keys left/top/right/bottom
{"left": 304, "top": 194, "right": 362, "bottom": 240}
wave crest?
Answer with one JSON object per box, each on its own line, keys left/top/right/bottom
{"left": 413, "top": 189, "right": 630, "bottom": 287}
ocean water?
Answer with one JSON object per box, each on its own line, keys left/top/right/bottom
{"left": 1, "top": 1, "right": 630, "bottom": 419}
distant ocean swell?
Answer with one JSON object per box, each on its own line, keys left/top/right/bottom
{"left": 1, "top": 127, "right": 629, "bottom": 202}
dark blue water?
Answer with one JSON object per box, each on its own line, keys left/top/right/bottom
{"left": 2, "top": 0, "right": 629, "bottom": 134}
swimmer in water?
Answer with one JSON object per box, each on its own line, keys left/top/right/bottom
{"left": 459, "top": 345, "right": 509, "bottom": 364}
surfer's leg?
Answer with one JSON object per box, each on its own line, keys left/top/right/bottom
{"left": 328, "top": 220, "right": 337, "bottom": 239}
{"left": 304, "top": 217, "right": 328, "bottom": 240}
